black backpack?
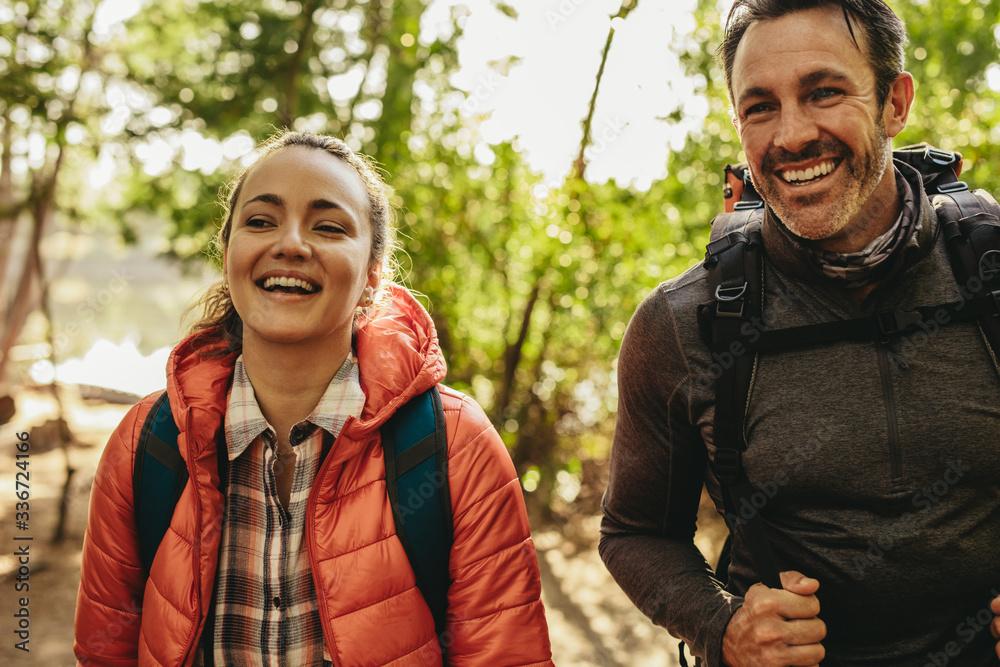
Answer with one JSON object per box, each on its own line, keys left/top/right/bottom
{"left": 677, "top": 146, "right": 1000, "bottom": 667}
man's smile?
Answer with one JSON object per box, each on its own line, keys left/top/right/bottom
{"left": 777, "top": 158, "right": 841, "bottom": 186}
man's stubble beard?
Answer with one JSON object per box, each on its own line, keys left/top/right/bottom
{"left": 753, "top": 120, "right": 890, "bottom": 242}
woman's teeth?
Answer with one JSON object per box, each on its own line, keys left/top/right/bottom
{"left": 262, "top": 276, "right": 317, "bottom": 293}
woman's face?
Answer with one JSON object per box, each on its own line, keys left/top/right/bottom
{"left": 224, "top": 145, "right": 379, "bottom": 352}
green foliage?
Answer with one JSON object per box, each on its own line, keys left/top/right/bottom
{"left": 3, "top": 0, "right": 999, "bottom": 511}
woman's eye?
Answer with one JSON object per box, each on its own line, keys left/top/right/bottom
{"left": 246, "top": 218, "right": 270, "bottom": 228}
{"left": 316, "top": 224, "right": 346, "bottom": 234}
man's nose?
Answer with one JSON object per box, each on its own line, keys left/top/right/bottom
{"left": 774, "top": 105, "right": 819, "bottom": 153}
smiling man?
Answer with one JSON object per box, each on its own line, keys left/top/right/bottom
{"left": 600, "top": 1, "right": 1000, "bottom": 666}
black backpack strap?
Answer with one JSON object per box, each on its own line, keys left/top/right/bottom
{"left": 699, "top": 214, "right": 783, "bottom": 591}
{"left": 133, "top": 392, "right": 188, "bottom": 574}
{"left": 382, "top": 386, "right": 452, "bottom": 646}
{"left": 933, "top": 187, "right": 1000, "bottom": 366}
{"left": 738, "top": 295, "right": 1000, "bottom": 353}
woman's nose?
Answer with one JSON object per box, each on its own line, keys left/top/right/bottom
{"left": 273, "top": 223, "right": 312, "bottom": 259}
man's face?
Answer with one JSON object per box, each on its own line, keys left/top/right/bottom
{"left": 731, "top": 5, "right": 899, "bottom": 244}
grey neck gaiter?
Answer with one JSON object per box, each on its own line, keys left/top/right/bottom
{"left": 806, "top": 170, "right": 919, "bottom": 289}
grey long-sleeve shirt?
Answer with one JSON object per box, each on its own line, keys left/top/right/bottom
{"left": 600, "top": 161, "right": 1000, "bottom": 666}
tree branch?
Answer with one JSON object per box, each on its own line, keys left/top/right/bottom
{"left": 572, "top": 0, "right": 638, "bottom": 180}
{"left": 493, "top": 276, "right": 544, "bottom": 425}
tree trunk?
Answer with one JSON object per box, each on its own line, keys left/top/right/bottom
{"left": 0, "top": 221, "right": 42, "bottom": 383}
{"left": 493, "top": 277, "right": 543, "bottom": 425}
{"left": 0, "top": 147, "right": 64, "bottom": 384}
{"left": 0, "top": 108, "right": 17, "bottom": 306}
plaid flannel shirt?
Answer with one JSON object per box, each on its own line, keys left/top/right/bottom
{"left": 195, "top": 355, "right": 365, "bottom": 667}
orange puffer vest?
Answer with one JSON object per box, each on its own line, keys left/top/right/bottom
{"left": 74, "top": 285, "right": 553, "bottom": 666}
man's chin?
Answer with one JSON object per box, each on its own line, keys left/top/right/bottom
{"left": 771, "top": 206, "right": 846, "bottom": 243}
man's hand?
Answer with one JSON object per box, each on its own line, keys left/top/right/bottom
{"left": 722, "top": 570, "right": 826, "bottom": 667}
{"left": 990, "top": 593, "right": 1000, "bottom": 657}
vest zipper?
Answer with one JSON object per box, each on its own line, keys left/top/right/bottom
{"left": 875, "top": 343, "right": 902, "bottom": 480}
{"left": 306, "top": 419, "right": 352, "bottom": 665}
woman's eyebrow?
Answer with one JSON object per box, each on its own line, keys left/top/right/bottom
{"left": 243, "top": 193, "right": 346, "bottom": 212}
{"left": 243, "top": 192, "right": 284, "bottom": 208}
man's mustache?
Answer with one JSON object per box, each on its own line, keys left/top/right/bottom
{"left": 761, "top": 139, "right": 850, "bottom": 173}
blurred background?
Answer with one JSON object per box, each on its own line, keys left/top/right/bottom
{"left": 1, "top": 0, "right": 998, "bottom": 664}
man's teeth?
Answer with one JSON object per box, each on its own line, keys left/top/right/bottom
{"left": 781, "top": 160, "right": 835, "bottom": 184}
{"left": 263, "top": 276, "right": 317, "bottom": 293}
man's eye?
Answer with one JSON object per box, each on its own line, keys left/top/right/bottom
{"left": 745, "top": 103, "right": 772, "bottom": 116}
{"left": 812, "top": 88, "right": 842, "bottom": 101}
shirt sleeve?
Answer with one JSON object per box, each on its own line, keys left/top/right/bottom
{"left": 599, "top": 285, "right": 743, "bottom": 667}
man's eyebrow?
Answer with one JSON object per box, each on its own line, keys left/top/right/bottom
{"left": 800, "top": 68, "right": 851, "bottom": 89}
{"left": 739, "top": 86, "right": 772, "bottom": 103}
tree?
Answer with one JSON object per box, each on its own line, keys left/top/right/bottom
{"left": 3, "top": 0, "right": 998, "bottom": 517}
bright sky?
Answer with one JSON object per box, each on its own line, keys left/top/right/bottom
{"left": 52, "top": 0, "right": 732, "bottom": 393}
{"left": 87, "top": 0, "right": 729, "bottom": 191}
{"left": 438, "top": 0, "right": 709, "bottom": 190}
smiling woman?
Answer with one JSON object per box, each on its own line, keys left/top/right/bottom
{"left": 73, "top": 130, "right": 554, "bottom": 666}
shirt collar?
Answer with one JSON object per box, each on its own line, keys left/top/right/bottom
{"left": 224, "top": 354, "right": 366, "bottom": 461}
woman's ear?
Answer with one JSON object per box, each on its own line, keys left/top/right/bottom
{"left": 366, "top": 262, "right": 382, "bottom": 293}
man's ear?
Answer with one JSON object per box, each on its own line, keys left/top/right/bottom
{"left": 884, "top": 71, "right": 914, "bottom": 139}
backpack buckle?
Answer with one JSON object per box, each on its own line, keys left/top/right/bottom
{"left": 980, "top": 250, "right": 1000, "bottom": 283}
{"left": 715, "top": 282, "right": 747, "bottom": 319}
{"left": 877, "top": 309, "right": 922, "bottom": 337}
{"left": 924, "top": 146, "right": 960, "bottom": 168}
{"left": 734, "top": 200, "right": 765, "bottom": 211}
{"left": 714, "top": 448, "right": 742, "bottom": 484}
{"left": 936, "top": 180, "right": 969, "bottom": 194}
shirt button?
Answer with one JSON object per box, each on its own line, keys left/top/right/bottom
{"left": 273, "top": 597, "right": 280, "bottom": 609}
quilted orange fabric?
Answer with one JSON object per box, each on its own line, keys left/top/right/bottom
{"left": 74, "top": 285, "right": 553, "bottom": 666}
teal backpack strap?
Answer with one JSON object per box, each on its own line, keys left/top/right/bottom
{"left": 132, "top": 392, "right": 187, "bottom": 574}
{"left": 382, "top": 386, "right": 452, "bottom": 646}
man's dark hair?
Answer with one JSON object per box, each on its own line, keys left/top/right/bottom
{"left": 719, "top": 0, "right": 907, "bottom": 108}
